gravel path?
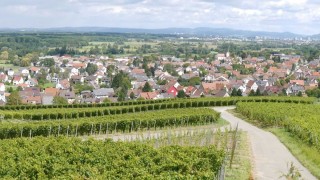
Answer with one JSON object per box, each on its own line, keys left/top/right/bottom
{"left": 214, "top": 106, "right": 316, "bottom": 180}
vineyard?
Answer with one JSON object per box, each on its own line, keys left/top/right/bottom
{"left": 0, "top": 108, "right": 219, "bottom": 139}
{"left": 236, "top": 102, "right": 320, "bottom": 151}
{"left": 0, "top": 96, "right": 314, "bottom": 120}
{"left": 0, "top": 96, "right": 314, "bottom": 179}
{"left": 0, "top": 137, "right": 225, "bottom": 179}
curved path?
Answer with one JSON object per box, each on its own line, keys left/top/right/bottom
{"left": 213, "top": 106, "right": 316, "bottom": 180}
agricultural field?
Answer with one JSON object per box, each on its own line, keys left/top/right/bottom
{"left": 0, "top": 96, "right": 314, "bottom": 179}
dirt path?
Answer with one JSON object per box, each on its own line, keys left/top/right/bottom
{"left": 213, "top": 106, "right": 316, "bottom": 180}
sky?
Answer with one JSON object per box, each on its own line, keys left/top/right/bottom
{"left": 0, "top": 0, "right": 320, "bottom": 35}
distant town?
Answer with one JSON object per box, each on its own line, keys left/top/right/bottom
{"left": 0, "top": 32, "right": 319, "bottom": 105}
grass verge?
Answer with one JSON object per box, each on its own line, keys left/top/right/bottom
{"left": 225, "top": 132, "right": 253, "bottom": 180}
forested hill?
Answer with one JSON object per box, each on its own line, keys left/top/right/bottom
{"left": 0, "top": 27, "right": 305, "bottom": 38}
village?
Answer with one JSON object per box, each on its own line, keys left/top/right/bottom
{"left": 0, "top": 50, "right": 318, "bottom": 105}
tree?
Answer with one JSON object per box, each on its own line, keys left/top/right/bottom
{"left": 0, "top": 51, "right": 9, "bottom": 60}
{"left": 230, "top": 88, "right": 238, "bottom": 96}
{"left": 236, "top": 89, "right": 242, "bottom": 96}
{"left": 142, "top": 82, "right": 153, "bottom": 92}
{"left": 255, "top": 89, "right": 261, "bottom": 96}
{"left": 111, "top": 71, "right": 131, "bottom": 90}
{"left": 117, "top": 88, "right": 127, "bottom": 102}
{"left": 177, "top": 90, "right": 186, "bottom": 98}
{"left": 129, "top": 92, "right": 135, "bottom": 99}
{"left": 248, "top": 90, "right": 255, "bottom": 96}
{"left": 7, "top": 91, "right": 22, "bottom": 105}
{"left": 103, "top": 98, "right": 111, "bottom": 103}
{"left": 53, "top": 96, "right": 68, "bottom": 105}
{"left": 41, "top": 58, "right": 55, "bottom": 67}
{"left": 86, "top": 63, "right": 98, "bottom": 75}
{"left": 297, "top": 91, "right": 303, "bottom": 97}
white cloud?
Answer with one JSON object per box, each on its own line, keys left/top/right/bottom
{"left": 0, "top": 0, "right": 318, "bottom": 34}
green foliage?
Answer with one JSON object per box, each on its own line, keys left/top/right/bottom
{"left": 0, "top": 137, "right": 224, "bottom": 179}
{"left": 0, "top": 108, "right": 220, "bottom": 138}
{"left": 85, "top": 63, "right": 98, "bottom": 75}
{"left": 129, "top": 92, "right": 135, "bottom": 99}
{"left": 163, "top": 64, "right": 178, "bottom": 76}
{"left": 305, "top": 88, "right": 320, "bottom": 97}
{"left": 236, "top": 102, "right": 320, "bottom": 151}
{"left": 142, "top": 82, "right": 153, "bottom": 92}
{"left": 230, "top": 88, "right": 242, "bottom": 97}
{"left": 177, "top": 90, "right": 186, "bottom": 98}
{"left": 111, "top": 70, "right": 131, "bottom": 90}
{"left": 53, "top": 96, "right": 68, "bottom": 105}
{"left": 178, "top": 76, "right": 201, "bottom": 86}
{"left": 41, "top": 58, "right": 55, "bottom": 67}
{"left": 7, "top": 91, "right": 22, "bottom": 105}
{"left": 74, "top": 83, "right": 93, "bottom": 94}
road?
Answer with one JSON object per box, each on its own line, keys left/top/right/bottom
{"left": 213, "top": 106, "right": 316, "bottom": 180}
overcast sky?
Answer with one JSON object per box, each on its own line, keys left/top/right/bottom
{"left": 0, "top": 0, "right": 319, "bottom": 35}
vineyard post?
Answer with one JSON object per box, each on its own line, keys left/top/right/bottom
{"left": 230, "top": 123, "right": 239, "bottom": 168}
{"left": 67, "top": 125, "right": 69, "bottom": 137}
{"left": 106, "top": 123, "right": 108, "bottom": 135}
{"left": 131, "top": 121, "right": 133, "bottom": 132}
{"left": 187, "top": 116, "right": 189, "bottom": 126}
{"left": 115, "top": 122, "right": 117, "bottom": 133}
{"left": 29, "top": 129, "right": 32, "bottom": 139}
{"left": 99, "top": 123, "right": 102, "bottom": 135}
{"left": 75, "top": 125, "right": 78, "bottom": 137}
{"left": 90, "top": 123, "right": 93, "bottom": 135}
{"left": 49, "top": 126, "right": 51, "bottom": 137}
{"left": 20, "top": 128, "right": 23, "bottom": 138}
{"left": 58, "top": 125, "right": 60, "bottom": 136}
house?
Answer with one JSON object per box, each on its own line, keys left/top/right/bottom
{"left": 0, "top": 73, "right": 8, "bottom": 82}
{"left": 92, "top": 88, "right": 115, "bottom": 99}
{"left": 200, "top": 82, "right": 225, "bottom": 95}
{"left": 20, "top": 69, "right": 30, "bottom": 77}
{"left": 70, "top": 68, "right": 79, "bottom": 76}
{"left": 19, "top": 87, "right": 42, "bottom": 105}
{"left": 7, "top": 69, "right": 14, "bottom": 77}
{"left": 72, "top": 62, "right": 86, "bottom": 69}
{"left": 217, "top": 53, "right": 226, "bottom": 61}
{"left": 162, "top": 80, "right": 180, "bottom": 96}
{"left": 214, "top": 89, "right": 230, "bottom": 97}
{"left": 289, "top": 80, "right": 304, "bottom": 86}
{"left": 138, "top": 92, "right": 159, "bottom": 100}
{"left": 246, "top": 80, "right": 258, "bottom": 92}
{"left": 157, "top": 93, "right": 175, "bottom": 99}
{"left": 70, "top": 75, "right": 84, "bottom": 84}
{"left": 56, "top": 79, "right": 70, "bottom": 90}
{"left": 85, "top": 76, "right": 99, "bottom": 84}
{"left": 44, "top": 87, "right": 59, "bottom": 96}
{"left": 0, "top": 91, "right": 6, "bottom": 103}
{"left": 42, "top": 96, "right": 54, "bottom": 105}
{"left": 59, "top": 90, "right": 76, "bottom": 104}
{"left": 0, "top": 83, "right": 5, "bottom": 92}
{"left": 25, "top": 78, "right": 38, "bottom": 87}
{"left": 29, "top": 67, "right": 40, "bottom": 75}
{"left": 286, "top": 84, "right": 305, "bottom": 96}
{"left": 24, "top": 96, "right": 42, "bottom": 105}
{"left": 12, "top": 76, "right": 24, "bottom": 85}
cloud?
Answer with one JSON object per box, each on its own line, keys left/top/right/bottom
{"left": 0, "top": 0, "right": 318, "bottom": 34}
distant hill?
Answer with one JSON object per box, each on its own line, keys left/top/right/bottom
{"left": 0, "top": 27, "right": 306, "bottom": 38}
